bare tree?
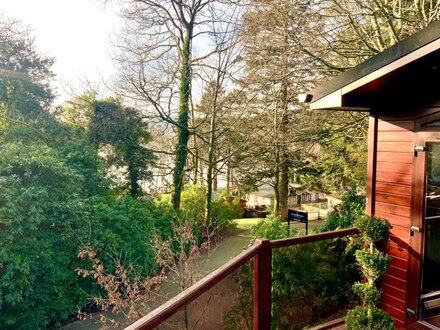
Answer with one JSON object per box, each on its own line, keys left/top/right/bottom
{"left": 193, "top": 11, "right": 246, "bottom": 222}
{"left": 113, "top": 0, "right": 246, "bottom": 210}
{"left": 296, "top": 0, "right": 440, "bottom": 73}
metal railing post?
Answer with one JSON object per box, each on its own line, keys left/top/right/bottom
{"left": 253, "top": 239, "right": 272, "bottom": 330}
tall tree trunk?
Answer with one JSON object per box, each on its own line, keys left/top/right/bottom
{"left": 273, "top": 103, "right": 281, "bottom": 215}
{"left": 206, "top": 162, "right": 214, "bottom": 223}
{"left": 213, "top": 157, "right": 218, "bottom": 192}
{"left": 191, "top": 109, "right": 199, "bottom": 184}
{"left": 279, "top": 156, "right": 289, "bottom": 219}
{"left": 127, "top": 161, "right": 140, "bottom": 197}
{"left": 231, "top": 168, "right": 235, "bottom": 193}
{"left": 205, "top": 89, "right": 218, "bottom": 223}
{"left": 199, "top": 159, "right": 204, "bottom": 184}
{"left": 172, "top": 26, "right": 193, "bottom": 210}
{"left": 279, "top": 21, "right": 290, "bottom": 220}
{"left": 226, "top": 161, "right": 231, "bottom": 195}
{"left": 273, "top": 146, "right": 281, "bottom": 215}
{"left": 226, "top": 145, "right": 232, "bottom": 194}
{"left": 278, "top": 85, "right": 289, "bottom": 219}
{"left": 193, "top": 147, "right": 199, "bottom": 184}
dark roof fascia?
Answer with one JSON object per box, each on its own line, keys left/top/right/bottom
{"left": 309, "top": 20, "right": 440, "bottom": 103}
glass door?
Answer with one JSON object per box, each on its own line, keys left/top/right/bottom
{"left": 421, "top": 143, "right": 440, "bottom": 326}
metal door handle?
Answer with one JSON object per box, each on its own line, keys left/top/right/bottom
{"left": 406, "top": 308, "right": 416, "bottom": 317}
{"left": 410, "top": 226, "right": 421, "bottom": 236}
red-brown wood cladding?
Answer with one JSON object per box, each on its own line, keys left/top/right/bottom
{"left": 376, "top": 192, "right": 411, "bottom": 207}
{"left": 374, "top": 118, "right": 415, "bottom": 327}
{"left": 376, "top": 182, "right": 411, "bottom": 196}
{"left": 376, "top": 171, "right": 412, "bottom": 185}
{"left": 390, "top": 226, "right": 410, "bottom": 241}
{"left": 376, "top": 161, "right": 413, "bottom": 175}
{"left": 381, "top": 303, "right": 406, "bottom": 329}
{"left": 377, "top": 141, "right": 414, "bottom": 152}
{"left": 377, "top": 131, "right": 414, "bottom": 142}
{"left": 382, "top": 303, "right": 407, "bottom": 320}
{"left": 387, "top": 265, "right": 407, "bottom": 279}
{"left": 382, "top": 283, "right": 406, "bottom": 301}
{"left": 375, "top": 202, "right": 411, "bottom": 218}
{"left": 378, "top": 120, "right": 415, "bottom": 131}
{"left": 382, "top": 274, "right": 407, "bottom": 291}
{"left": 375, "top": 211, "right": 409, "bottom": 228}
{"left": 382, "top": 293, "right": 406, "bottom": 311}
{"left": 388, "top": 239, "right": 410, "bottom": 259}
{"left": 376, "top": 152, "right": 413, "bottom": 163}
{"left": 389, "top": 256, "right": 408, "bottom": 270}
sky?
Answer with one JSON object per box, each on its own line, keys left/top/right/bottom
{"left": 1, "top": 0, "right": 122, "bottom": 104}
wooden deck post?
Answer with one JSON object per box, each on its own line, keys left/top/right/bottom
{"left": 254, "top": 239, "right": 272, "bottom": 330}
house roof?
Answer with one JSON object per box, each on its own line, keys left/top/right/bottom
{"left": 251, "top": 191, "right": 274, "bottom": 199}
{"left": 248, "top": 184, "right": 275, "bottom": 199}
{"left": 306, "top": 21, "right": 440, "bottom": 111}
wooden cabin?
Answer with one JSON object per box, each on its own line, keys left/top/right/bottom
{"left": 305, "top": 21, "right": 440, "bottom": 329}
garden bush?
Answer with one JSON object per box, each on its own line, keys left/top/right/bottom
{"left": 86, "top": 196, "right": 175, "bottom": 276}
{"left": 211, "top": 198, "right": 243, "bottom": 228}
{"left": 160, "top": 184, "right": 241, "bottom": 228}
{"left": 0, "top": 23, "right": 175, "bottom": 329}
{"left": 346, "top": 305, "right": 394, "bottom": 330}
{"left": 345, "top": 215, "right": 393, "bottom": 330}
{"left": 320, "top": 190, "right": 365, "bottom": 232}
{"left": 0, "top": 142, "right": 92, "bottom": 329}
{"left": 0, "top": 141, "right": 175, "bottom": 329}
{"left": 250, "top": 215, "right": 290, "bottom": 239}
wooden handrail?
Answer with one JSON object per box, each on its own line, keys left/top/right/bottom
{"left": 125, "top": 244, "right": 261, "bottom": 330}
{"left": 124, "top": 227, "right": 359, "bottom": 330}
{"left": 270, "top": 227, "right": 360, "bottom": 249}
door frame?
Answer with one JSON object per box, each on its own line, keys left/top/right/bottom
{"left": 407, "top": 131, "right": 440, "bottom": 327}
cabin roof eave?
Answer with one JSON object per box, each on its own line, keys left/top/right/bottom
{"left": 307, "top": 21, "right": 440, "bottom": 111}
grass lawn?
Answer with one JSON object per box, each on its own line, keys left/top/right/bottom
{"left": 233, "top": 217, "right": 325, "bottom": 234}
{"left": 234, "top": 218, "right": 265, "bottom": 229}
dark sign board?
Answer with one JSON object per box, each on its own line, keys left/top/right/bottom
{"left": 287, "top": 209, "right": 309, "bottom": 235}
{"left": 288, "top": 209, "right": 308, "bottom": 223}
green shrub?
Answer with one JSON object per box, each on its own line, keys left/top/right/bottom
{"left": 355, "top": 249, "right": 390, "bottom": 283}
{"left": 86, "top": 196, "right": 175, "bottom": 276}
{"left": 251, "top": 215, "right": 291, "bottom": 239}
{"left": 354, "top": 215, "right": 392, "bottom": 245}
{"left": 180, "top": 185, "right": 207, "bottom": 224}
{"left": 0, "top": 142, "right": 175, "bottom": 329}
{"left": 159, "top": 185, "right": 206, "bottom": 224}
{"left": 352, "top": 283, "right": 380, "bottom": 306}
{"left": 211, "top": 199, "right": 242, "bottom": 228}
{"left": 160, "top": 185, "right": 243, "bottom": 228}
{"left": 0, "top": 143, "right": 93, "bottom": 329}
{"left": 320, "top": 190, "right": 365, "bottom": 232}
{"left": 346, "top": 306, "right": 394, "bottom": 330}
{"left": 346, "top": 216, "right": 393, "bottom": 330}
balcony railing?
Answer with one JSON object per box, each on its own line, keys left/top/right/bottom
{"left": 125, "top": 227, "right": 360, "bottom": 330}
